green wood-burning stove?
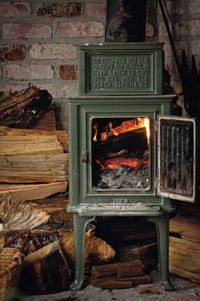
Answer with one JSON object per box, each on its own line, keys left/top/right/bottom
{"left": 68, "top": 43, "right": 197, "bottom": 291}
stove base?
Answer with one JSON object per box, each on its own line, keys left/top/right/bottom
{"left": 69, "top": 212, "right": 175, "bottom": 292}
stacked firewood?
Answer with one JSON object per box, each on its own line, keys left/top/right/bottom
{"left": 0, "top": 85, "right": 68, "bottom": 202}
{"left": 0, "top": 85, "right": 116, "bottom": 295}
{"left": 0, "top": 85, "right": 71, "bottom": 294}
{"left": 89, "top": 260, "right": 151, "bottom": 289}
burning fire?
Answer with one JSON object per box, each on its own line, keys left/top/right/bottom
{"left": 143, "top": 118, "right": 150, "bottom": 145}
{"left": 93, "top": 117, "right": 150, "bottom": 143}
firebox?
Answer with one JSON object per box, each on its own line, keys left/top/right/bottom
{"left": 68, "top": 43, "right": 197, "bottom": 291}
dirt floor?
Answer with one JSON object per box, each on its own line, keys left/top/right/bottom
{"left": 13, "top": 272, "right": 200, "bottom": 301}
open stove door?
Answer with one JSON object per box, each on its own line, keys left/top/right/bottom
{"left": 157, "top": 115, "right": 197, "bottom": 203}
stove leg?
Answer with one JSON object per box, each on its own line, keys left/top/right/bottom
{"left": 147, "top": 216, "right": 175, "bottom": 291}
{"left": 70, "top": 214, "right": 95, "bottom": 291}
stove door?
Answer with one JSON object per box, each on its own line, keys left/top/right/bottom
{"left": 157, "top": 115, "right": 197, "bottom": 202}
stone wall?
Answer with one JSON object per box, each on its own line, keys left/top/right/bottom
{"left": 0, "top": 0, "right": 199, "bottom": 128}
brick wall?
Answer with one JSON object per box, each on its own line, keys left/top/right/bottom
{"left": 0, "top": 0, "right": 106, "bottom": 129}
{"left": 0, "top": 0, "right": 199, "bottom": 128}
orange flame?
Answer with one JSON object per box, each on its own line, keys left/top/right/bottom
{"left": 144, "top": 118, "right": 150, "bottom": 145}
{"left": 93, "top": 118, "right": 151, "bottom": 142}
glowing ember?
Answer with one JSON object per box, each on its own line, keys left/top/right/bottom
{"left": 96, "top": 157, "right": 149, "bottom": 169}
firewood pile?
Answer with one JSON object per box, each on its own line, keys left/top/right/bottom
{"left": 169, "top": 202, "right": 200, "bottom": 284}
{"left": 89, "top": 260, "right": 151, "bottom": 289}
{"left": 0, "top": 85, "right": 159, "bottom": 296}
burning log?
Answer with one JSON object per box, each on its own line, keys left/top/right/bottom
{"left": 94, "top": 127, "right": 148, "bottom": 157}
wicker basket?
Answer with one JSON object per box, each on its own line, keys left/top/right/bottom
{"left": 0, "top": 248, "right": 23, "bottom": 301}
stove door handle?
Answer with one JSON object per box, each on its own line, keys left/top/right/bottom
{"left": 81, "top": 149, "right": 88, "bottom": 162}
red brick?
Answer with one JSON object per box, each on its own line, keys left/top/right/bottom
{"left": 57, "top": 21, "right": 105, "bottom": 38}
{"left": 85, "top": 2, "right": 106, "bottom": 17}
{"left": 0, "top": 1, "right": 31, "bottom": 17}
{"left": 0, "top": 44, "right": 26, "bottom": 61}
{"left": 3, "top": 64, "right": 54, "bottom": 80}
{"left": 3, "top": 24, "right": 51, "bottom": 40}
{"left": 28, "top": 43, "right": 77, "bottom": 59}
{"left": 36, "top": 2, "right": 85, "bottom": 17}
{"left": 59, "top": 65, "right": 78, "bottom": 80}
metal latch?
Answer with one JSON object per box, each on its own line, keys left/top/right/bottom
{"left": 81, "top": 149, "right": 88, "bottom": 162}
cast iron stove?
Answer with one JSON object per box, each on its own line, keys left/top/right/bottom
{"left": 68, "top": 43, "right": 197, "bottom": 291}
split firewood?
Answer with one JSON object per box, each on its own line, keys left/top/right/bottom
{"left": 0, "top": 126, "right": 68, "bottom": 152}
{"left": 0, "top": 135, "right": 64, "bottom": 156}
{"left": 59, "top": 229, "right": 115, "bottom": 262}
{"left": 170, "top": 215, "right": 200, "bottom": 243}
{"left": 0, "top": 153, "right": 68, "bottom": 183}
{"left": 169, "top": 236, "right": 200, "bottom": 283}
{"left": 0, "top": 195, "right": 50, "bottom": 232}
{"left": 91, "top": 260, "right": 144, "bottom": 279}
{"left": 0, "top": 182, "right": 68, "bottom": 202}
